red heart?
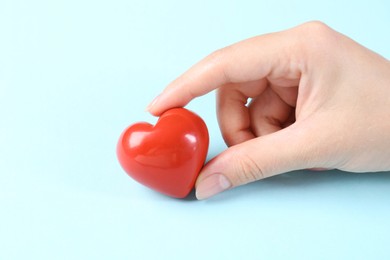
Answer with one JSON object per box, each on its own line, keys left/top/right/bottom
{"left": 117, "top": 108, "right": 209, "bottom": 198}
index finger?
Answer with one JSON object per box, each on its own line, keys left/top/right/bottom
{"left": 146, "top": 23, "right": 306, "bottom": 116}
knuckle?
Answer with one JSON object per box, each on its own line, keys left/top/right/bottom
{"left": 184, "top": 84, "right": 197, "bottom": 100}
{"left": 231, "top": 149, "right": 265, "bottom": 185}
{"left": 206, "top": 47, "right": 230, "bottom": 82}
{"left": 295, "top": 20, "right": 335, "bottom": 52}
{"left": 207, "top": 47, "right": 228, "bottom": 63}
{"left": 300, "top": 20, "right": 331, "bottom": 33}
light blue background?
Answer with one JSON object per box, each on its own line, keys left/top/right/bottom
{"left": 1, "top": 0, "right": 390, "bottom": 259}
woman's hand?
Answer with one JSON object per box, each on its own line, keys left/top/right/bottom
{"left": 147, "top": 21, "right": 390, "bottom": 200}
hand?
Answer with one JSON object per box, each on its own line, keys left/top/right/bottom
{"left": 147, "top": 21, "right": 390, "bottom": 200}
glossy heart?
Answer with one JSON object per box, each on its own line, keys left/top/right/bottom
{"left": 117, "top": 108, "right": 209, "bottom": 198}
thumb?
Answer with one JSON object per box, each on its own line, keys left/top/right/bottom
{"left": 195, "top": 124, "right": 317, "bottom": 200}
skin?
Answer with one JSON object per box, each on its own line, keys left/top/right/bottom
{"left": 147, "top": 21, "right": 390, "bottom": 200}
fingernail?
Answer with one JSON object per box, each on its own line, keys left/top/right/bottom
{"left": 196, "top": 173, "right": 232, "bottom": 200}
{"left": 146, "top": 94, "right": 161, "bottom": 112}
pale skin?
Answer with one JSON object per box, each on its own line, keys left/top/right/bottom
{"left": 147, "top": 21, "right": 390, "bottom": 200}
